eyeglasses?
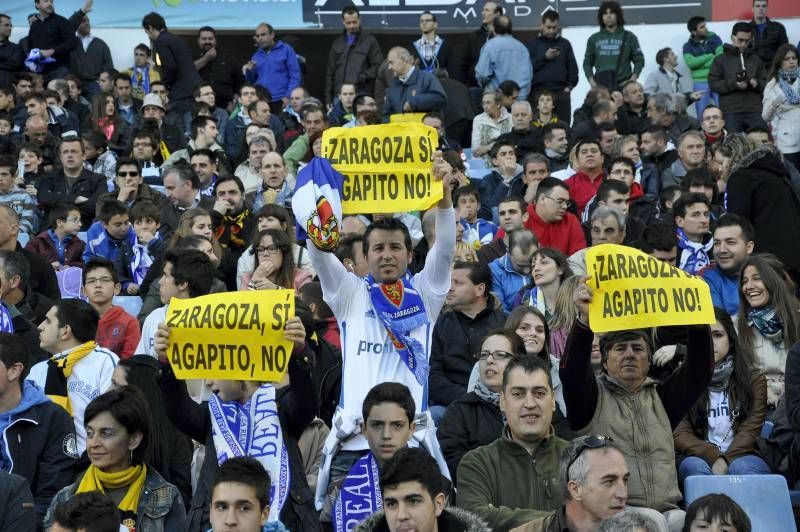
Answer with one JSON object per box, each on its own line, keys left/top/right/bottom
{"left": 475, "top": 350, "right": 515, "bottom": 362}
{"left": 85, "top": 276, "right": 114, "bottom": 285}
{"left": 566, "top": 435, "right": 614, "bottom": 474}
{"left": 255, "top": 245, "right": 281, "bottom": 255}
{"left": 65, "top": 216, "right": 81, "bottom": 224}
{"left": 543, "top": 195, "right": 570, "bottom": 208}
{"left": 117, "top": 171, "right": 139, "bottom": 178}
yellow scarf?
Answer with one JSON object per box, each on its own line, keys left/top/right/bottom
{"left": 76, "top": 464, "right": 147, "bottom": 515}
{"left": 158, "top": 140, "right": 171, "bottom": 164}
{"left": 47, "top": 341, "right": 97, "bottom": 415}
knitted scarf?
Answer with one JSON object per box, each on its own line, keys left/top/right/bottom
{"left": 676, "top": 228, "right": 713, "bottom": 274}
{"left": 44, "top": 341, "right": 97, "bottom": 415}
{"left": 746, "top": 305, "right": 785, "bottom": 347}
{"left": 76, "top": 463, "right": 147, "bottom": 529}
{"left": 778, "top": 68, "right": 800, "bottom": 105}
{"left": 215, "top": 209, "right": 250, "bottom": 249}
{"left": 473, "top": 379, "right": 501, "bottom": 407}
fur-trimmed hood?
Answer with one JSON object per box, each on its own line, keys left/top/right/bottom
{"left": 728, "top": 143, "right": 783, "bottom": 177}
{"left": 354, "top": 506, "right": 491, "bottom": 532}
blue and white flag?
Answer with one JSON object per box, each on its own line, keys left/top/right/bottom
{"left": 292, "top": 157, "right": 345, "bottom": 252}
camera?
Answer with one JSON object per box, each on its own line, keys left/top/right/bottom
{"left": 736, "top": 70, "right": 750, "bottom": 83}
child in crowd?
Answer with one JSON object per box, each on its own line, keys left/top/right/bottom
{"left": 25, "top": 204, "right": 85, "bottom": 269}
{"left": 0, "top": 155, "right": 37, "bottom": 236}
{"left": 533, "top": 90, "right": 558, "bottom": 128}
{"left": 83, "top": 199, "right": 134, "bottom": 263}
{"left": 82, "top": 130, "right": 118, "bottom": 187}
{"left": 455, "top": 185, "right": 496, "bottom": 249}
{"left": 0, "top": 112, "right": 11, "bottom": 137}
{"left": 83, "top": 258, "right": 141, "bottom": 359}
{"left": 118, "top": 201, "right": 164, "bottom": 296}
{"left": 683, "top": 493, "right": 751, "bottom": 532}
{"left": 16, "top": 142, "right": 45, "bottom": 195}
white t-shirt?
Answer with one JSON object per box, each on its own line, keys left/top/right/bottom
{"left": 707, "top": 389, "right": 735, "bottom": 453}
{"left": 309, "top": 207, "right": 456, "bottom": 451}
{"left": 28, "top": 345, "right": 119, "bottom": 454}
{"left": 135, "top": 306, "right": 168, "bottom": 357}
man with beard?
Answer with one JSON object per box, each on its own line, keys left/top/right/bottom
{"left": 210, "top": 175, "right": 253, "bottom": 262}
{"left": 193, "top": 26, "right": 242, "bottom": 110}
{"left": 699, "top": 213, "right": 754, "bottom": 315}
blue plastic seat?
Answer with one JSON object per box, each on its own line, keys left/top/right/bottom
{"left": 113, "top": 295, "right": 143, "bottom": 317}
{"left": 17, "top": 232, "right": 30, "bottom": 248}
{"left": 684, "top": 474, "right": 797, "bottom": 531}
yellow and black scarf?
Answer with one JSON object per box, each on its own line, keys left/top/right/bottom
{"left": 77, "top": 463, "right": 147, "bottom": 530}
{"left": 44, "top": 341, "right": 96, "bottom": 415}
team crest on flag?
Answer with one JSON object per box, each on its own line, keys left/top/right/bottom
{"left": 306, "top": 196, "right": 341, "bottom": 252}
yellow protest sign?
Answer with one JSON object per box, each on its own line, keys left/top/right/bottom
{"left": 586, "top": 244, "right": 715, "bottom": 333}
{"left": 165, "top": 290, "right": 295, "bottom": 381}
{"left": 322, "top": 123, "right": 442, "bottom": 214}
{"left": 389, "top": 112, "right": 427, "bottom": 123}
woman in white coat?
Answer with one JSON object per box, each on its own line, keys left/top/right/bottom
{"left": 762, "top": 43, "right": 800, "bottom": 168}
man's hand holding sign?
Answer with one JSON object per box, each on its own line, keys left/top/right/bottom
{"left": 578, "top": 244, "right": 715, "bottom": 332}
{"left": 153, "top": 290, "right": 300, "bottom": 381}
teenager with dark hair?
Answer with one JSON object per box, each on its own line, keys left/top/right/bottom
{"left": 210, "top": 456, "right": 286, "bottom": 532}
{"left": 682, "top": 493, "right": 751, "bottom": 532}
{"left": 52, "top": 491, "right": 121, "bottom": 532}
{"left": 83, "top": 258, "right": 141, "bottom": 359}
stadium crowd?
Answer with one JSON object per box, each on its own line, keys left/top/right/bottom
{"left": 0, "top": 0, "right": 799, "bottom": 530}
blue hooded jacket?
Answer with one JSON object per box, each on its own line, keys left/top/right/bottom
{"left": 0, "top": 382, "right": 50, "bottom": 470}
{"left": 699, "top": 263, "right": 740, "bottom": 316}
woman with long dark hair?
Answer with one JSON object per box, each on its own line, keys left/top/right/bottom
{"left": 674, "top": 308, "right": 770, "bottom": 488}
{"left": 90, "top": 92, "right": 131, "bottom": 155}
{"left": 111, "top": 356, "right": 194, "bottom": 507}
{"left": 737, "top": 255, "right": 800, "bottom": 408}
{"left": 240, "top": 229, "right": 312, "bottom": 291}
{"left": 44, "top": 387, "right": 185, "bottom": 530}
{"left": 763, "top": 43, "right": 800, "bottom": 167}
{"left": 515, "top": 247, "right": 574, "bottom": 320}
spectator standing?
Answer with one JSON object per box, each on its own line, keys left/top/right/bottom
{"left": 193, "top": 26, "right": 242, "bottom": 111}
{"left": 383, "top": 47, "right": 447, "bottom": 118}
{"left": 27, "top": 0, "right": 79, "bottom": 81}
{"left": 583, "top": 1, "right": 644, "bottom": 92}
{"left": 527, "top": 11, "right": 578, "bottom": 123}
{"left": 126, "top": 43, "right": 160, "bottom": 102}
{"left": 683, "top": 16, "right": 723, "bottom": 117}
{"left": 462, "top": 1, "right": 503, "bottom": 87}
{"left": 141, "top": 12, "right": 202, "bottom": 114}
{"left": 412, "top": 12, "right": 453, "bottom": 76}
{"left": 644, "top": 48, "right": 698, "bottom": 106}
{"left": 750, "top": 0, "right": 788, "bottom": 66}
{"left": 324, "top": 6, "right": 383, "bottom": 107}
{"left": 708, "top": 23, "right": 767, "bottom": 133}
{"left": 475, "top": 16, "right": 532, "bottom": 101}
{"left": 0, "top": 15, "right": 24, "bottom": 88}
{"left": 243, "top": 23, "right": 301, "bottom": 115}
{"left": 762, "top": 44, "right": 800, "bottom": 168}
{"left": 69, "top": 14, "right": 112, "bottom": 99}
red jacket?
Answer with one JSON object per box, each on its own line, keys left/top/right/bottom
{"left": 565, "top": 171, "right": 605, "bottom": 213}
{"left": 630, "top": 181, "right": 644, "bottom": 201}
{"left": 25, "top": 231, "right": 85, "bottom": 268}
{"left": 96, "top": 305, "right": 141, "bottom": 359}
{"left": 524, "top": 206, "right": 587, "bottom": 256}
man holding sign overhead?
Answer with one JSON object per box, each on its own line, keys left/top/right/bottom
{"left": 291, "top": 132, "right": 456, "bottom": 518}
{"left": 559, "top": 244, "right": 714, "bottom": 532}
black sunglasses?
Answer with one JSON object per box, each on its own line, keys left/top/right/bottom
{"left": 566, "top": 435, "right": 614, "bottom": 473}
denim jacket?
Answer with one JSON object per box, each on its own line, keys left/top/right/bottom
{"left": 43, "top": 468, "right": 186, "bottom": 532}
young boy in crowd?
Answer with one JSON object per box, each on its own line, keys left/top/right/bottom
{"left": 82, "top": 130, "right": 118, "bottom": 187}
{"left": 83, "top": 258, "right": 141, "bottom": 359}
{"left": 0, "top": 112, "right": 11, "bottom": 138}
{"left": 16, "top": 143, "right": 45, "bottom": 194}
{"left": 118, "top": 201, "right": 163, "bottom": 296}
{"left": 25, "top": 204, "right": 85, "bottom": 269}
{"left": 455, "top": 185, "right": 496, "bottom": 249}
{"left": 0, "top": 155, "right": 37, "bottom": 237}
{"left": 83, "top": 199, "right": 134, "bottom": 263}
{"left": 325, "top": 382, "right": 418, "bottom": 530}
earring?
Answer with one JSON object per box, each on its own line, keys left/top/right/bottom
{"left": 130, "top": 450, "right": 134, "bottom": 464}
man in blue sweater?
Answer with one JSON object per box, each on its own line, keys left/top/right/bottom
{"left": 244, "top": 23, "right": 302, "bottom": 115}
{"left": 699, "top": 213, "right": 754, "bottom": 316}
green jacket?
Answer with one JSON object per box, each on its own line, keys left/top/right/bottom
{"left": 283, "top": 133, "right": 310, "bottom": 176}
{"left": 682, "top": 31, "right": 724, "bottom": 82}
{"left": 582, "top": 27, "right": 644, "bottom": 83}
{"left": 457, "top": 426, "right": 567, "bottom": 531}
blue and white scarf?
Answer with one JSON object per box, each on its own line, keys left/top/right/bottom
{"left": 779, "top": 68, "right": 800, "bottom": 105}
{"left": 366, "top": 272, "right": 430, "bottom": 385}
{"left": 0, "top": 302, "right": 13, "bottom": 333}
{"left": 333, "top": 452, "right": 382, "bottom": 532}
{"left": 677, "top": 228, "right": 713, "bottom": 274}
{"left": 746, "top": 305, "right": 784, "bottom": 347}
{"left": 209, "top": 384, "right": 290, "bottom": 522}
{"left": 130, "top": 236, "right": 157, "bottom": 286}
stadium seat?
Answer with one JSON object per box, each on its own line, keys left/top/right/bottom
{"left": 114, "top": 296, "right": 143, "bottom": 317}
{"left": 684, "top": 474, "right": 797, "bottom": 531}
{"left": 17, "top": 232, "right": 29, "bottom": 248}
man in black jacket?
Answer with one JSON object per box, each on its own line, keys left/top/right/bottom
{"left": 69, "top": 14, "right": 113, "bottom": 98}
{"left": 750, "top": 0, "right": 788, "bottom": 66}
{"left": 0, "top": 15, "right": 24, "bottom": 88}
{"left": 324, "top": 6, "right": 383, "bottom": 107}
{"left": 0, "top": 334, "right": 78, "bottom": 523}
{"left": 37, "top": 137, "right": 104, "bottom": 229}
{"left": 26, "top": 0, "right": 78, "bottom": 81}
{"left": 428, "top": 262, "right": 505, "bottom": 421}
{"left": 193, "top": 26, "right": 242, "bottom": 111}
{"left": 142, "top": 12, "right": 202, "bottom": 114}
{"left": 527, "top": 10, "right": 578, "bottom": 123}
